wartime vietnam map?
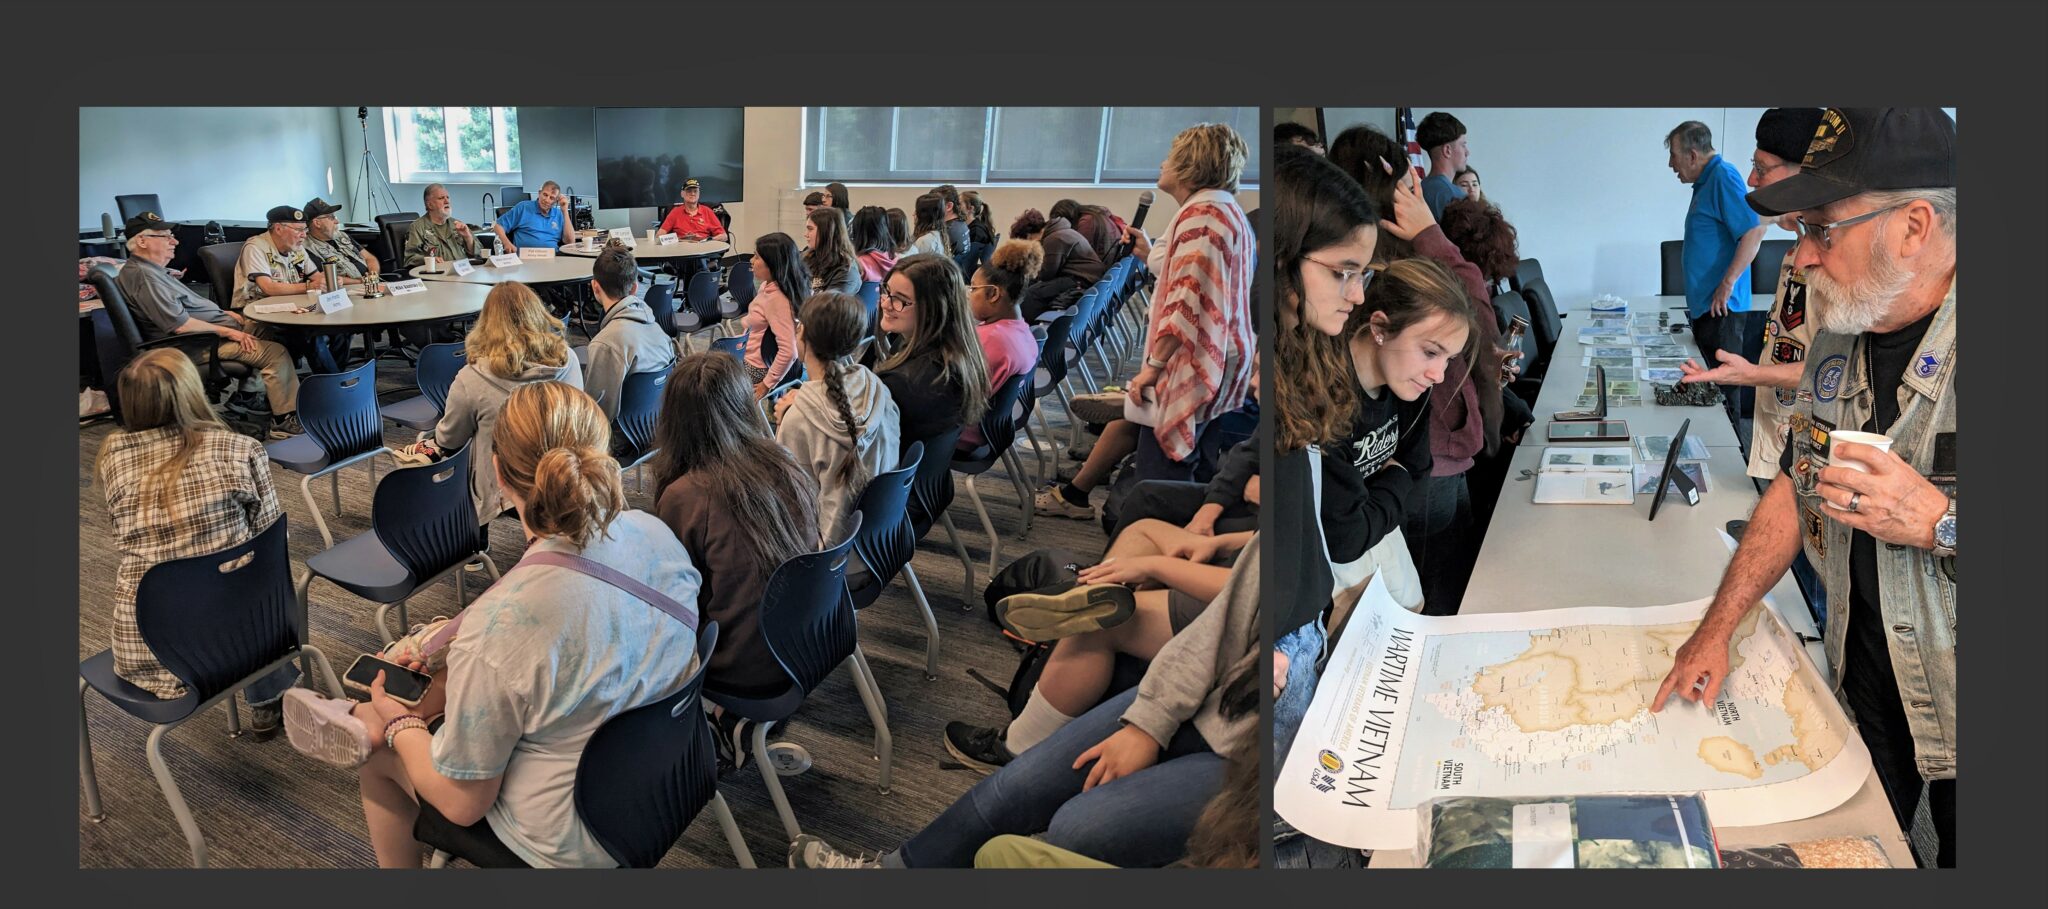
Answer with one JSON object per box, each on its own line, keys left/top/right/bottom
{"left": 1277, "top": 574, "right": 1870, "bottom": 849}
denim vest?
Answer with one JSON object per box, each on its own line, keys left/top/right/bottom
{"left": 1785, "top": 282, "right": 1956, "bottom": 780}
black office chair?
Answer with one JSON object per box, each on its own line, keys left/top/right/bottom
{"left": 1511, "top": 257, "right": 1545, "bottom": 294}
{"left": 1752, "top": 238, "right": 1794, "bottom": 297}
{"left": 85, "top": 263, "right": 248, "bottom": 415}
{"left": 115, "top": 194, "right": 162, "bottom": 224}
{"left": 375, "top": 212, "right": 419, "bottom": 272}
{"left": 1660, "top": 240, "right": 1687, "bottom": 296}
{"left": 499, "top": 185, "right": 524, "bottom": 203}
{"left": 1519, "top": 278, "right": 1563, "bottom": 381}
{"left": 197, "top": 242, "right": 242, "bottom": 307}
{"left": 496, "top": 206, "right": 515, "bottom": 220}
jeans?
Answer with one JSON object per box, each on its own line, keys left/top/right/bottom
{"left": 1104, "top": 479, "right": 1256, "bottom": 541}
{"left": 897, "top": 687, "right": 1223, "bottom": 868}
{"left": 1272, "top": 620, "right": 1326, "bottom": 769}
{"left": 245, "top": 663, "right": 301, "bottom": 706}
{"left": 1133, "top": 424, "right": 1203, "bottom": 483}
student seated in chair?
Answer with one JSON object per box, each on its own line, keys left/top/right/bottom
{"left": 96, "top": 349, "right": 300, "bottom": 739}
{"left": 771, "top": 290, "right": 900, "bottom": 547}
{"left": 959, "top": 239, "right": 1042, "bottom": 453}
{"left": 875, "top": 253, "right": 988, "bottom": 445}
{"left": 283, "top": 381, "right": 704, "bottom": 868}
{"left": 579, "top": 244, "right": 676, "bottom": 435}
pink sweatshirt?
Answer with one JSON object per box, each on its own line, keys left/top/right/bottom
{"left": 960, "top": 317, "right": 1039, "bottom": 449}
{"left": 857, "top": 250, "right": 898, "bottom": 284}
{"left": 743, "top": 282, "right": 799, "bottom": 388}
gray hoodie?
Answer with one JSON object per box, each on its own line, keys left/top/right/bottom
{"left": 775, "top": 365, "right": 900, "bottom": 546}
{"left": 1121, "top": 534, "right": 1259, "bottom": 757}
{"left": 434, "top": 353, "right": 585, "bottom": 520}
{"left": 582, "top": 294, "right": 677, "bottom": 421}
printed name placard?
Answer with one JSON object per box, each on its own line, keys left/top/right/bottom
{"left": 386, "top": 279, "right": 426, "bottom": 295}
{"left": 316, "top": 289, "right": 353, "bottom": 314}
{"left": 489, "top": 253, "right": 522, "bottom": 268}
{"left": 519, "top": 246, "right": 557, "bottom": 260}
{"left": 657, "top": 233, "right": 680, "bottom": 246}
{"left": 451, "top": 257, "right": 475, "bottom": 275}
{"left": 608, "top": 227, "right": 634, "bottom": 239}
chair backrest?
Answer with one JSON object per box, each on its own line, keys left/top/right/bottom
{"left": 1659, "top": 239, "right": 1687, "bottom": 296}
{"left": 500, "top": 185, "right": 524, "bottom": 203}
{"left": 496, "top": 206, "right": 515, "bottom": 220}
{"left": 642, "top": 274, "right": 679, "bottom": 339}
{"left": 684, "top": 270, "right": 722, "bottom": 322}
{"left": 298, "top": 360, "right": 384, "bottom": 460}
{"left": 414, "top": 342, "right": 467, "bottom": 412}
{"left": 1491, "top": 290, "right": 1539, "bottom": 366}
{"left": 906, "top": 424, "right": 963, "bottom": 537}
{"left": 1752, "top": 238, "right": 1794, "bottom": 297}
{"left": 1512, "top": 257, "right": 1544, "bottom": 293}
{"left": 87, "top": 263, "right": 146, "bottom": 354}
{"left": 856, "top": 280, "right": 880, "bottom": 334}
{"left": 573, "top": 620, "right": 720, "bottom": 868}
{"left": 377, "top": 213, "right": 419, "bottom": 271}
{"left": 848, "top": 442, "right": 921, "bottom": 597}
{"left": 115, "top": 194, "right": 162, "bottom": 224}
{"left": 198, "top": 242, "right": 241, "bottom": 306}
{"left": 1522, "top": 276, "right": 1562, "bottom": 356}
{"left": 1034, "top": 312, "right": 1075, "bottom": 394}
{"left": 758, "top": 515, "right": 863, "bottom": 697}
{"left": 961, "top": 372, "right": 1031, "bottom": 463}
{"left": 726, "top": 261, "right": 757, "bottom": 308}
{"left": 709, "top": 335, "right": 745, "bottom": 361}
{"left": 613, "top": 368, "right": 670, "bottom": 459}
{"left": 134, "top": 519, "right": 300, "bottom": 702}
{"left": 371, "top": 443, "right": 482, "bottom": 583}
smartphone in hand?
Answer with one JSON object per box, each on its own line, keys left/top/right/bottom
{"left": 343, "top": 654, "right": 433, "bottom": 707}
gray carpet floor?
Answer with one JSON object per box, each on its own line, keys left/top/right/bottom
{"left": 77, "top": 347, "right": 1117, "bottom": 869}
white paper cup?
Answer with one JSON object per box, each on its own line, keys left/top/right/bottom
{"left": 426, "top": 254, "right": 439, "bottom": 271}
{"left": 1828, "top": 430, "right": 1894, "bottom": 473}
{"left": 646, "top": 229, "right": 657, "bottom": 242}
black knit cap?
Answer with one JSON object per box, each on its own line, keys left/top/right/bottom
{"left": 1748, "top": 108, "right": 1956, "bottom": 217}
{"left": 1754, "top": 108, "right": 1826, "bottom": 162}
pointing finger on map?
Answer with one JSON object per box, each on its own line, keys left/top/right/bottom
{"left": 1652, "top": 635, "right": 1730, "bottom": 712}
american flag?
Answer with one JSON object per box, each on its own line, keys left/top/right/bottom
{"left": 1396, "top": 108, "right": 1428, "bottom": 181}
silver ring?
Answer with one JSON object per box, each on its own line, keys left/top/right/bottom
{"left": 1846, "top": 492, "right": 1863, "bottom": 513}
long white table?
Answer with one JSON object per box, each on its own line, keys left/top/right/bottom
{"left": 556, "top": 236, "right": 729, "bottom": 261}
{"left": 1368, "top": 292, "right": 1914, "bottom": 867}
{"left": 239, "top": 280, "right": 489, "bottom": 329}
{"left": 409, "top": 255, "right": 594, "bottom": 287}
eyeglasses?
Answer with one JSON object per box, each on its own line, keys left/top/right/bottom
{"left": 879, "top": 288, "right": 915, "bottom": 312}
{"left": 1794, "top": 202, "right": 1910, "bottom": 250}
{"left": 1301, "top": 254, "right": 1375, "bottom": 294}
{"left": 1749, "top": 158, "right": 1795, "bottom": 179}
{"left": 966, "top": 283, "right": 997, "bottom": 294}
{"left": 137, "top": 232, "right": 175, "bottom": 241}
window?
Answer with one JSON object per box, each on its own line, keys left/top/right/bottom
{"left": 386, "top": 107, "right": 522, "bottom": 184}
{"left": 804, "top": 107, "right": 1260, "bottom": 188}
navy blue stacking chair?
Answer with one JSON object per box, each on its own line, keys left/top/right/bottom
{"left": 79, "top": 521, "right": 344, "bottom": 868}
{"left": 856, "top": 280, "right": 881, "bottom": 335}
{"left": 904, "top": 424, "right": 976, "bottom": 599}
{"left": 950, "top": 373, "right": 1035, "bottom": 575}
{"left": 379, "top": 342, "right": 466, "bottom": 431}
{"left": 299, "top": 443, "right": 499, "bottom": 645}
{"left": 709, "top": 335, "right": 745, "bottom": 361}
{"left": 1033, "top": 312, "right": 1086, "bottom": 453}
{"left": 675, "top": 270, "right": 724, "bottom": 352}
{"left": 721, "top": 257, "right": 755, "bottom": 330}
{"left": 702, "top": 516, "right": 890, "bottom": 842}
{"left": 422, "top": 622, "right": 754, "bottom": 869}
{"left": 639, "top": 273, "right": 682, "bottom": 351}
{"left": 846, "top": 442, "right": 940, "bottom": 680}
{"left": 612, "top": 367, "right": 670, "bottom": 485}
{"left": 265, "top": 359, "right": 385, "bottom": 548}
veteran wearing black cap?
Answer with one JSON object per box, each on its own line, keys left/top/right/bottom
{"left": 301, "top": 197, "right": 380, "bottom": 285}
{"left": 233, "top": 204, "right": 342, "bottom": 373}
{"left": 115, "top": 210, "right": 305, "bottom": 437}
{"left": 1656, "top": 108, "right": 1958, "bottom": 868}
{"left": 657, "top": 178, "right": 726, "bottom": 242}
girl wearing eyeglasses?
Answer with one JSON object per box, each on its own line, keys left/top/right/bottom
{"left": 875, "top": 253, "right": 990, "bottom": 447}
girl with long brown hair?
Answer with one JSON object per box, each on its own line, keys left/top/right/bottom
{"left": 772, "top": 290, "right": 901, "bottom": 546}
{"left": 876, "top": 253, "right": 990, "bottom": 444}
{"left": 803, "top": 207, "right": 862, "bottom": 296}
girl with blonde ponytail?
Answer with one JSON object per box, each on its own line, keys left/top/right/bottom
{"left": 283, "top": 380, "right": 706, "bottom": 869}
{"left": 773, "top": 290, "right": 901, "bottom": 546}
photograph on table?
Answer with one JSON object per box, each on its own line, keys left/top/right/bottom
{"left": 1267, "top": 107, "right": 1956, "bottom": 869}
{"left": 76, "top": 104, "right": 1266, "bottom": 870}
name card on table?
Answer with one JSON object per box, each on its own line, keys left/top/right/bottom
{"left": 520, "top": 246, "right": 557, "bottom": 260}
{"left": 489, "top": 253, "right": 522, "bottom": 268}
{"left": 451, "top": 257, "right": 475, "bottom": 275}
{"left": 316, "top": 289, "right": 354, "bottom": 314}
{"left": 386, "top": 279, "right": 426, "bottom": 295}
{"left": 657, "top": 233, "right": 680, "bottom": 246}
{"left": 608, "top": 227, "right": 635, "bottom": 239}
{"left": 245, "top": 300, "right": 300, "bottom": 314}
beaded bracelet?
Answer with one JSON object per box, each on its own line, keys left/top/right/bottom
{"left": 383, "top": 715, "right": 430, "bottom": 749}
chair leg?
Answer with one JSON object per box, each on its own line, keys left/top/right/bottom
{"left": 223, "top": 694, "right": 243, "bottom": 737}
{"left": 300, "top": 644, "right": 345, "bottom": 697}
{"left": 900, "top": 564, "right": 941, "bottom": 681}
{"left": 300, "top": 473, "right": 335, "bottom": 549}
{"left": 330, "top": 470, "right": 342, "bottom": 515}
{"left": 962, "top": 474, "right": 1000, "bottom": 576}
{"left": 145, "top": 724, "right": 208, "bottom": 868}
{"left": 939, "top": 512, "right": 975, "bottom": 604}
{"left": 847, "top": 646, "right": 893, "bottom": 795}
{"left": 1057, "top": 382, "right": 1086, "bottom": 451}
{"left": 428, "top": 851, "right": 449, "bottom": 869}
{"left": 1022, "top": 421, "right": 1050, "bottom": 492}
{"left": 752, "top": 722, "right": 801, "bottom": 843}
{"left": 1002, "top": 450, "right": 1035, "bottom": 540}
{"left": 79, "top": 678, "right": 104, "bottom": 821}
{"left": 709, "top": 792, "right": 756, "bottom": 868}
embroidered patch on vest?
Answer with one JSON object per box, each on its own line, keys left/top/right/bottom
{"left": 1814, "top": 354, "right": 1848, "bottom": 402}
{"left": 1914, "top": 351, "right": 1940, "bottom": 379}
{"left": 1801, "top": 506, "right": 1828, "bottom": 558}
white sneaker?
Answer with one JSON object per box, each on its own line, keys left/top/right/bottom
{"left": 1033, "top": 487, "right": 1095, "bottom": 520}
{"left": 1067, "top": 392, "right": 1126, "bottom": 426}
{"left": 788, "top": 834, "right": 882, "bottom": 869}
{"left": 282, "top": 689, "right": 372, "bottom": 769}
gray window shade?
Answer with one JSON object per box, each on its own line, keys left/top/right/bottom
{"left": 1101, "top": 107, "right": 1262, "bottom": 185}
{"left": 986, "top": 108, "right": 1103, "bottom": 182}
{"left": 804, "top": 107, "right": 1259, "bottom": 187}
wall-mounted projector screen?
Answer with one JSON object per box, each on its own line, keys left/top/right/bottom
{"left": 594, "top": 107, "right": 744, "bottom": 209}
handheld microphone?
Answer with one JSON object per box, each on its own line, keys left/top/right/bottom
{"left": 1130, "top": 190, "right": 1155, "bottom": 231}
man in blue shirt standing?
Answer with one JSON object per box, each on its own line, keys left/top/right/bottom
{"left": 1416, "top": 111, "right": 1470, "bottom": 221}
{"left": 1667, "top": 120, "right": 1766, "bottom": 428}
{"left": 492, "top": 180, "right": 576, "bottom": 253}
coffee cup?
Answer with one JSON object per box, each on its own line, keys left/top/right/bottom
{"left": 1828, "top": 430, "right": 1894, "bottom": 473}
{"left": 426, "top": 254, "right": 439, "bottom": 272}
{"left": 646, "top": 228, "right": 656, "bottom": 242}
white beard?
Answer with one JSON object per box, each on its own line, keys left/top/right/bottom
{"left": 1805, "top": 232, "right": 1915, "bottom": 335}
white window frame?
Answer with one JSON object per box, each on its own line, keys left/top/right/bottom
{"left": 385, "top": 106, "right": 524, "bottom": 185}
{"left": 801, "top": 107, "right": 1260, "bottom": 189}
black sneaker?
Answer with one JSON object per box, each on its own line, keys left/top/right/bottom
{"left": 249, "top": 700, "right": 282, "bottom": 742}
{"left": 269, "top": 412, "right": 304, "bottom": 440}
{"left": 713, "top": 712, "right": 755, "bottom": 775}
{"left": 942, "top": 721, "right": 1014, "bottom": 775}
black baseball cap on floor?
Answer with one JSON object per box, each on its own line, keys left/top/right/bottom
{"left": 1747, "top": 107, "right": 1956, "bottom": 217}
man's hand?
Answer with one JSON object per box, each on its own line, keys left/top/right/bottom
{"left": 451, "top": 219, "right": 472, "bottom": 238}
{"left": 1710, "top": 282, "right": 1733, "bottom": 317}
{"left": 306, "top": 272, "right": 328, "bottom": 293}
{"left": 1680, "top": 349, "right": 1758, "bottom": 386}
{"left": 1650, "top": 628, "right": 1733, "bottom": 712}
{"left": 1812, "top": 443, "right": 1949, "bottom": 549}
{"left": 1184, "top": 503, "right": 1222, "bottom": 536}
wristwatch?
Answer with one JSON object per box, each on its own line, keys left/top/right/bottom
{"left": 1931, "top": 497, "right": 1957, "bottom": 558}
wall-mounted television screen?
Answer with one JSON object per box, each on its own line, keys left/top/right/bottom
{"left": 594, "top": 107, "right": 744, "bottom": 209}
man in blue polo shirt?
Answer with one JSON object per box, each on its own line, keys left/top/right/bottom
{"left": 492, "top": 180, "right": 576, "bottom": 253}
{"left": 1666, "top": 120, "right": 1766, "bottom": 427}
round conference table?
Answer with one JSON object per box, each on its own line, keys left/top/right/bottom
{"left": 556, "top": 235, "right": 729, "bottom": 261}
{"left": 409, "top": 255, "right": 595, "bottom": 287}
{"left": 238, "top": 280, "right": 490, "bottom": 329}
